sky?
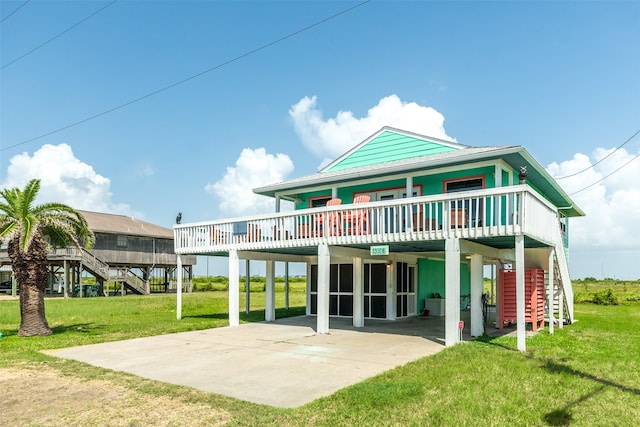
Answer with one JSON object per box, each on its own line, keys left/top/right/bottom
{"left": 1, "top": 0, "right": 639, "bottom": 280}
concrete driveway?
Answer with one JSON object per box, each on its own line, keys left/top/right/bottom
{"left": 46, "top": 315, "right": 452, "bottom": 408}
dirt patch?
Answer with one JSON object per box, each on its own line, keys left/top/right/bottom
{"left": 0, "top": 367, "right": 231, "bottom": 426}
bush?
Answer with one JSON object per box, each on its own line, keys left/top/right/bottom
{"left": 625, "top": 294, "right": 640, "bottom": 303}
{"left": 592, "top": 289, "right": 619, "bottom": 305}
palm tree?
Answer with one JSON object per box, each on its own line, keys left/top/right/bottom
{"left": 0, "top": 179, "right": 94, "bottom": 336}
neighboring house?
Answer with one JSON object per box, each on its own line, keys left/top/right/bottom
{"left": 174, "top": 126, "right": 584, "bottom": 351}
{"left": 0, "top": 210, "right": 196, "bottom": 296}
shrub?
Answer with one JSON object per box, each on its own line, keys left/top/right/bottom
{"left": 625, "top": 294, "right": 640, "bottom": 303}
{"left": 592, "top": 289, "right": 619, "bottom": 305}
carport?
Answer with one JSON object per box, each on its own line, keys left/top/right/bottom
{"left": 46, "top": 314, "right": 463, "bottom": 408}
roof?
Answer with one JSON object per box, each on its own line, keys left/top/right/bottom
{"left": 254, "top": 127, "right": 584, "bottom": 217}
{"left": 78, "top": 210, "right": 174, "bottom": 239}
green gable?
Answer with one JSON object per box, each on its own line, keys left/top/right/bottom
{"left": 325, "top": 129, "right": 461, "bottom": 172}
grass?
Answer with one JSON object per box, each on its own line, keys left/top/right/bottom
{"left": 1, "top": 284, "right": 639, "bottom": 426}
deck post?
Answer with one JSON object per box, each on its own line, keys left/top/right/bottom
{"left": 176, "top": 255, "right": 182, "bottom": 320}
{"left": 229, "top": 250, "right": 240, "bottom": 327}
{"left": 317, "top": 243, "right": 330, "bottom": 334}
{"left": 386, "top": 261, "right": 396, "bottom": 320}
{"left": 353, "top": 256, "right": 364, "bottom": 328}
{"left": 516, "top": 235, "right": 526, "bottom": 352}
{"left": 245, "top": 260, "right": 251, "bottom": 314}
{"left": 265, "top": 260, "right": 276, "bottom": 321}
{"left": 548, "top": 249, "right": 555, "bottom": 334}
{"left": 470, "top": 254, "right": 484, "bottom": 337}
{"left": 285, "top": 262, "right": 290, "bottom": 310}
{"left": 63, "top": 259, "right": 69, "bottom": 298}
{"left": 445, "top": 238, "right": 461, "bottom": 346}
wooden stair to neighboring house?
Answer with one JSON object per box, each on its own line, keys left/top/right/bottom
{"left": 112, "top": 268, "right": 147, "bottom": 295}
{"left": 80, "top": 248, "right": 110, "bottom": 282}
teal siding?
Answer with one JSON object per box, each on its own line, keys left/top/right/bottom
{"left": 327, "top": 131, "right": 459, "bottom": 172}
{"left": 417, "top": 259, "right": 470, "bottom": 314}
{"left": 295, "top": 166, "right": 496, "bottom": 209}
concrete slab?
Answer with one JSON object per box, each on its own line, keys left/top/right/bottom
{"left": 46, "top": 315, "right": 457, "bottom": 408}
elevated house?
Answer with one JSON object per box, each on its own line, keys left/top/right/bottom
{"left": 174, "top": 127, "right": 583, "bottom": 351}
{"left": 0, "top": 210, "right": 196, "bottom": 296}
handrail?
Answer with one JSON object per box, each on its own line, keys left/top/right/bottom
{"left": 174, "top": 185, "right": 559, "bottom": 255}
{"left": 80, "top": 248, "right": 110, "bottom": 281}
{"left": 112, "top": 267, "right": 146, "bottom": 294}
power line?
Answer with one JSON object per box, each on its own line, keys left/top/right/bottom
{"left": 0, "top": 0, "right": 30, "bottom": 25}
{"left": 555, "top": 128, "right": 640, "bottom": 179}
{"left": 1, "top": 0, "right": 371, "bottom": 152}
{"left": 568, "top": 149, "right": 640, "bottom": 196}
{"left": 0, "top": 0, "right": 118, "bottom": 70}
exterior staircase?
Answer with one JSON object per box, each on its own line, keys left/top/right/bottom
{"left": 547, "top": 221, "right": 575, "bottom": 325}
{"left": 81, "top": 248, "right": 110, "bottom": 282}
{"left": 81, "top": 248, "right": 147, "bottom": 295}
{"left": 111, "top": 267, "right": 147, "bottom": 295}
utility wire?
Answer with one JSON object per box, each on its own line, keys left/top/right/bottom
{"left": 568, "top": 149, "right": 640, "bottom": 196}
{"left": 555, "top": 128, "right": 640, "bottom": 179}
{"left": 0, "top": 0, "right": 118, "bottom": 70}
{"left": 0, "top": 0, "right": 371, "bottom": 152}
{"left": 0, "top": 0, "right": 30, "bottom": 25}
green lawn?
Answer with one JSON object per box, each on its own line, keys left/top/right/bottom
{"left": 1, "top": 286, "right": 639, "bottom": 426}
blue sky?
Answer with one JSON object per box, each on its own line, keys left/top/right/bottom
{"left": 1, "top": 0, "right": 639, "bottom": 279}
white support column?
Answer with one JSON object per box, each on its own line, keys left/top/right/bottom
{"left": 229, "top": 250, "right": 240, "bottom": 327}
{"left": 387, "top": 261, "right": 396, "bottom": 320}
{"left": 445, "top": 238, "right": 461, "bottom": 346}
{"left": 495, "top": 164, "right": 503, "bottom": 187}
{"left": 265, "top": 260, "right": 276, "bottom": 322}
{"left": 285, "top": 262, "right": 290, "bottom": 310}
{"left": 353, "top": 256, "right": 364, "bottom": 327}
{"left": 495, "top": 260, "right": 502, "bottom": 328}
{"left": 317, "top": 243, "right": 330, "bottom": 334}
{"left": 245, "top": 260, "right": 250, "bottom": 314}
{"left": 516, "top": 235, "right": 526, "bottom": 352}
{"left": 406, "top": 176, "right": 413, "bottom": 197}
{"left": 470, "top": 254, "right": 484, "bottom": 337}
{"left": 331, "top": 188, "right": 338, "bottom": 199}
{"left": 548, "top": 249, "right": 555, "bottom": 335}
{"left": 306, "top": 263, "right": 311, "bottom": 316}
{"left": 176, "top": 255, "right": 182, "bottom": 320}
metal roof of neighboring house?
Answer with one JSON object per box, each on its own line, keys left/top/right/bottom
{"left": 254, "top": 127, "right": 584, "bottom": 217}
{"left": 78, "top": 210, "right": 174, "bottom": 239}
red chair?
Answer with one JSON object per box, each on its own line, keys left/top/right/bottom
{"left": 345, "top": 195, "right": 371, "bottom": 235}
{"left": 314, "top": 198, "right": 342, "bottom": 236}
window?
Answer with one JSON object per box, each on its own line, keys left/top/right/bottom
{"left": 117, "top": 235, "right": 127, "bottom": 247}
{"left": 444, "top": 176, "right": 486, "bottom": 227}
{"left": 444, "top": 177, "right": 484, "bottom": 193}
{"left": 310, "top": 197, "right": 332, "bottom": 208}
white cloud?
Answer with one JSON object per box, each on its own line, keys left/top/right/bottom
{"left": 547, "top": 146, "right": 640, "bottom": 278}
{"left": 289, "top": 94, "right": 455, "bottom": 167}
{"left": 205, "top": 148, "right": 294, "bottom": 216}
{"left": 1, "top": 144, "right": 134, "bottom": 216}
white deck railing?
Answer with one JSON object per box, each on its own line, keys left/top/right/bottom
{"left": 174, "top": 185, "right": 560, "bottom": 254}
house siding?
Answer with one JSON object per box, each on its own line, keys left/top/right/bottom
{"left": 327, "top": 131, "right": 460, "bottom": 172}
{"left": 417, "top": 259, "right": 470, "bottom": 315}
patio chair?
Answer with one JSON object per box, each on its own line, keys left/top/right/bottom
{"left": 313, "top": 198, "right": 342, "bottom": 236}
{"left": 345, "top": 195, "right": 371, "bottom": 235}
{"left": 450, "top": 208, "right": 467, "bottom": 228}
